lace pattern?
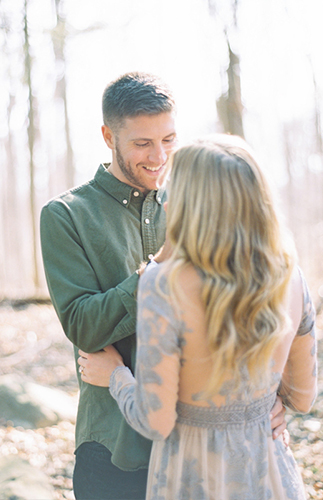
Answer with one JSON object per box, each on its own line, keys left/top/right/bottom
{"left": 176, "top": 392, "right": 277, "bottom": 429}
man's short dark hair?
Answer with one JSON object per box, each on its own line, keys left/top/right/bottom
{"left": 102, "top": 72, "right": 176, "bottom": 132}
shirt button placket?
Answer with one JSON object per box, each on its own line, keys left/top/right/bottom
{"left": 142, "top": 194, "right": 157, "bottom": 259}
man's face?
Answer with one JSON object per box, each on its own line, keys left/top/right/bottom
{"left": 103, "top": 112, "right": 177, "bottom": 195}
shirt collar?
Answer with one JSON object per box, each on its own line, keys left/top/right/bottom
{"left": 95, "top": 163, "right": 165, "bottom": 207}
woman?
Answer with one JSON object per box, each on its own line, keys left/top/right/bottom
{"left": 80, "top": 135, "right": 317, "bottom": 499}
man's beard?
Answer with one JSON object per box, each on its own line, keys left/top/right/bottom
{"left": 115, "top": 142, "right": 148, "bottom": 192}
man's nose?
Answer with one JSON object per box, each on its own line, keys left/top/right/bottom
{"left": 148, "top": 144, "right": 168, "bottom": 165}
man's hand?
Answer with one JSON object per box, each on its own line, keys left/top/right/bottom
{"left": 77, "top": 346, "right": 124, "bottom": 387}
{"left": 270, "top": 395, "right": 289, "bottom": 445}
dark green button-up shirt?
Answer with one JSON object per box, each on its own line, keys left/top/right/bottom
{"left": 40, "top": 163, "right": 166, "bottom": 470}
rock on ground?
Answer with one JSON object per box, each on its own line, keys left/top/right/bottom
{"left": 0, "top": 374, "right": 77, "bottom": 429}
{"left": 0, "top": 455, "right": 56, "bottom": 500}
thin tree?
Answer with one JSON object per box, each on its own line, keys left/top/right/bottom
{"left": 50, "top": 0, "right": 106, "bottom": 189}
{"left": 0, "top": 1, "right": 23, "bottom": 295}
{"left": 208, "top": 0, "right": 244, "bottom": 138}
{"left": 23, "top": 0, "right": 39, "bottom": 290}
{"left": 216, "top": 34, "right": 244, "bottom": 138}
{"left": 52, "top": 0, "right": 75, "bottom": 188}
{"left": 308, "top": 55, "right": 323, "bottom": 157}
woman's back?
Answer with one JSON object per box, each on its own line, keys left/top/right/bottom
{"left": 118, "top": 262, "right": 316, "bottom": 500}
{"left": 174, "top": 263, "right": 313, "bottom": 410}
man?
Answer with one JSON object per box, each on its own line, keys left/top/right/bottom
{"left": 40, "top": 72, "right": 287, "bottom": 500}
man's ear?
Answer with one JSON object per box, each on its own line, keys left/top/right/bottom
{"left": 101, "top": 125, "right": 115, "bottom": 149}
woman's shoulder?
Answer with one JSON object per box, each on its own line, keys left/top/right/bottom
{"left": 138, "top": 261, "right": 204, "bottom": 310}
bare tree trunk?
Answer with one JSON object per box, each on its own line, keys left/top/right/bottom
{"left": 208, "top": 0, "right": 244, "bottom": 137}
{"left": 309, "top": 55, "right": 323, "bottom": 255}
{"left": 3, "top": 96, "right": 22, "bottom": 290}
{"left": 282, "top": 124, "right": 295, "bottom": 226}
{"left": 217, "top": 38, "right": 244, "bottom": 138}
{"left": 0, "top": 2, "right": 22, "bottom": 296}
{"left": 62, "top": 74, "right": 74, "bottom": 188}
{"left": 23, "top": 0, "right": 39, "bottom": 290}
{"left": 52, "top": 0, "right": 75, "bottom": 189}
{"left": 50, "top": 0, "right": 105, "bottom": 191}
{"left": 310, "top": 59, "right": 323, "bottom": 156}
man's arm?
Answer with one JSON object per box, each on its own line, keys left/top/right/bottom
{"left": 40, "top": 202, "right": 139, "bottom": 352}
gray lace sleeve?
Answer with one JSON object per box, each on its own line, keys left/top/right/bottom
{"left": 109, "top": 265, "right": 182, "bottom": 440}
{"left": 278, "top": 268, "right": 317, "bottom": 413}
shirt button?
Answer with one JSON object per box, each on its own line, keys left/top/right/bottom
{"left": 123, "top": 199, "right": 127, "bottom": 205}
{"left": 144, "top": 218, "right": 150, "bottom": 224}
{"left": 133, "top": 191, "right": 139, "bottom": 197}
{"left": 157, "top": 196, "right": 161, "bottom": 203}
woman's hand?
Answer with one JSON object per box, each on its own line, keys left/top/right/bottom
{"left": 270, "top": 395, "right": 289, "bottom": 445}
{"left": 77, "top": 345, "right": 124, "bottom": 387}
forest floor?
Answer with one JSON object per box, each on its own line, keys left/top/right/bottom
{"left": 0, "top": 301, "right": 322, "bottom": 500}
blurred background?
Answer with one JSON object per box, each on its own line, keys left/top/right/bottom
{"left": 0, "top": 2, "right": 323, "bottom": 498}
{"left": 1, "top": 0, "right": 323, "bottom": 304}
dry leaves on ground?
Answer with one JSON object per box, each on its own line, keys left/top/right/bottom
{"left": 0, "top": 301, "right": 322, "bottom": 500}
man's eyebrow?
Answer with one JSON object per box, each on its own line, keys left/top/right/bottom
{"left": 131, "top": 132, "right": 177, "bottom": 142}
{"left": 131, "top": 137, "right": 152, "bottom": 142}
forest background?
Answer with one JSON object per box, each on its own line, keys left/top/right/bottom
{"left": 1, "top": 0, "right": 323, "bottom": 302}
{"left": 0, "top": 0, "right": 323, "bottom": 499}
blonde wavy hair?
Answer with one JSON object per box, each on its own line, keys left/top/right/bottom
{"left": 164, "top": 134, "right": 296, "bottom": 396}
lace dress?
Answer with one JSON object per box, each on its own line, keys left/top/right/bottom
{"left": 110, "top": 265, "right": 317, "bottom": 500}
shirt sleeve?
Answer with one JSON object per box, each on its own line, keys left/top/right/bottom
{"left": 40, "top": 201, "right": 139, "bottom": 352}
{"left": 278, "top": 270, "right": 317, "bottom": 413}
{"left": 109, "top": 266, "right": 181, "bottom": 440}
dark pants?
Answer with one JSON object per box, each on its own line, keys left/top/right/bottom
{"left": 73, "top": 441, "right": 148, "bottom": 500}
